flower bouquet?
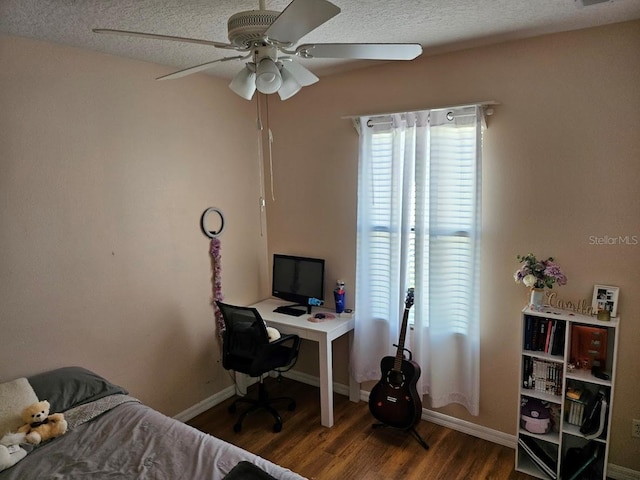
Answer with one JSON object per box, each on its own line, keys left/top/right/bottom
{"left": 514, "top": 253, "right": 567, "bottom": 306}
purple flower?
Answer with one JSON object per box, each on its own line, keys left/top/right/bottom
{"left": 544, "top": 262, "right": 567, "bottom": 285}
{"left": 514, "top": 253, "right": 567, "bottom": 289}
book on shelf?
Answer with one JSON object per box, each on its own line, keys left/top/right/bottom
{"left": 550, "top": 321, "right": 565, "bottom": 356}
{"left": 566, "top": 401, "right": 585, "bottom": 425}
{"left": 524, "top": 316, "right": 533, "bottom": 350}
{"left": 544, "top": 320, "right": 553, "bottom": 353}
{"left": 530, "top": 317, "right": 541, "bottom": 351}
{"left": 522, "top": 357, "right": 562, "bottom": 396}
{"left": 523, "top": 356, "right": 531, "bottom": 388}
{"left": 537, "top": 318, "right": 547, "bottom": 352}
{"left": 524, "top": 316, "right": 565, "bottom": 355}
{"left": 566, "top": 386, "right": 583, "bottom": 400}
{"left": 565, "top": 388, "right": 593, "bottom": 426}
{"left": 546, "top": 320, "right": 555, "bottom": 355}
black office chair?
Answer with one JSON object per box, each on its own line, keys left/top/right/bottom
{"left": 216, "top": 301, "right": 301, "bottom": 433}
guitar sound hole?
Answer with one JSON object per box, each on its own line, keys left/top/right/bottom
{"left": 386, "top": 371, "right": 405, "bottom": 389}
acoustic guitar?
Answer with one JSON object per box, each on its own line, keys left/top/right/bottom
{"left": 368, "top": 288, "right": 422, "bottom": 430}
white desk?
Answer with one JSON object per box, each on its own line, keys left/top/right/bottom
{"left": 250, "top": 298, "right": 360, "bottom": 427}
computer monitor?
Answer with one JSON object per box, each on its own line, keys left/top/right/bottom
{"left": 272, "top": 254, "right": 325, "bottom": 315}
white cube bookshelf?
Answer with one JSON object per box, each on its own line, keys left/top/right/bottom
{"left": 515, "top": 305, "right": 619, "bottom": 480}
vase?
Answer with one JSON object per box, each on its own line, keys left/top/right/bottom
{"left": 334, "top": 280, "right": 345, "bottom": 314}
{"left": 530, "top": 288, "right": 545, "bottom": 307}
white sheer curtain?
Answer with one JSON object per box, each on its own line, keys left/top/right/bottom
{"left": 351, "top": 105, "right": 482, "bottom": 415}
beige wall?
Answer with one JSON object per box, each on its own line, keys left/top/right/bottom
{"left": 265, "top": 21, "right": 640, "bottom": 470}
{"left": 0, "top": 35, "right": 270, "bottom": 414}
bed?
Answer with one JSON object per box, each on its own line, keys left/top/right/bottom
{"left": 0, "top": 366, "right": 306, "bottom": 480}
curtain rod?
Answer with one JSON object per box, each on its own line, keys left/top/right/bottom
{"left": 341, "top": 100, "right": 499, "bottom": 120}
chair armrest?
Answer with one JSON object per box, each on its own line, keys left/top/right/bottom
{"left": 270, "top": 333, "right": 301, "bottom": 354}
{"left": 259, "top": 333, "right": 301, "bottom": 371}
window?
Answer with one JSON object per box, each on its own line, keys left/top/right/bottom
{"left": 351, "top": 105, "right": 483, "bottom": 415}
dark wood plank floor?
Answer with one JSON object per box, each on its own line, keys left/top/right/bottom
{"left": 187, "top": 377, "right": 538, "bottom": 480}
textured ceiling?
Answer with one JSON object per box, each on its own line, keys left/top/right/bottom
{"left": 1, "top": 0, "right": 640, "bottom": 81}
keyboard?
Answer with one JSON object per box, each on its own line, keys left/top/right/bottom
{"left": 274, "top": 306, "right": 306, "bottom": 317}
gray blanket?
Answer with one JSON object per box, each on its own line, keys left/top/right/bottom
{"left": 0, "top": 398, "right": 305, "bottom": 480}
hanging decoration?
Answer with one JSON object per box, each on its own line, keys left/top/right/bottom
{"left": 210, "top": 237, "right": 224, "bottom": 336}
{"left": 201, "top": 207, "right": 225, "bottom": 336}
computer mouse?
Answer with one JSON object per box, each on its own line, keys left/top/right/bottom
{"left": 314, "top": 313, "right": 326, "bottom": 319}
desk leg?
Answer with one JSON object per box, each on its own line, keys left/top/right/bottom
{"left": 318, "top": 338, "right": 333, "bottom": 428}
{"left": 348, "top": 330, "right": 360, "bottom": 403}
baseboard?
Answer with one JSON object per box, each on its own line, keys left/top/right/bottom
{"left": 422, "top": 406, "right": 517, "bottom": 448}
{"left": 173, "top": 385, "right": 236, "bottom": 423}
{"left": 279, "top": 369, "right": 352, "bottom": 397}
{"left": 175, "top": 370, "right": 639, "bottom": 478}
{"left": 608, "top": 464, "right": 640, "bottom": 480}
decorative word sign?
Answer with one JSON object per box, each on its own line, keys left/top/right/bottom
{"left": 545, "top": 292, "right": 594, "bottom": 315}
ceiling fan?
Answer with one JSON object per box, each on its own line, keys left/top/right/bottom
{"left": 93, "top": 0, "right": 423, "bottom": 100}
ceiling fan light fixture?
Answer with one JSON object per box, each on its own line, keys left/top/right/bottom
{"left": 229, "top": 66, "right": 256, "bottom": 100}
{"left": 281, "top": 60, "right": 319, "bottom": 87}
{"left": 278, "top": 65, "right": 302, "bottom": 100}
{"left": 255, "top": 58, "right": 282, "bottom": 94}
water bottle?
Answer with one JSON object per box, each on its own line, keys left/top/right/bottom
{"left": 334, "top": 280, "right": 345, "bottom": 314}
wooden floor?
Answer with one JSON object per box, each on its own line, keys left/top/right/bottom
{"left": 187, "top": 377, "right": 537, "bottom": 480}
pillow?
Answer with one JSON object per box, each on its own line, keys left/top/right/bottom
{"left": 27, "top": 366, "right": 128, "bottom": 413}
{"left": 0, "top": 377, "right": 39, "bottom": 436}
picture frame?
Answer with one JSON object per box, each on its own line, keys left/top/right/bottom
{"left": 592, "top": 285, "right": 619, "bottom": 318}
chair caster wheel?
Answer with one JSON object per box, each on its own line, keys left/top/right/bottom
{"left": 287, "top": 401, "right": 296, "bottom": 411}
{"left": 233, "top": 423, "right": 242, "bottom": 433}
{"left": 228, "top": 404, "right": 236, "bottom": 414}
{"left": 273, "top": 422, "right": 282, "bottom": 433}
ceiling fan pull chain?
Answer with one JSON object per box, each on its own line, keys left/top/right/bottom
{"left": 256, "top": 94, "right": 267, "bottom": 237}
{"left": 269, "top": 128, "right": 275, "bottom": 202}
{"left": 256, "top": 92, "right": 264, "bottom": 132}
{"left": 263, "top": 96, "right": 276, "bottom": 202}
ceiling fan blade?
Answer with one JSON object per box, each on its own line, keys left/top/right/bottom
{"left": 264, "top": 0, "right": 340, "bottom": 45}
{"left": 156, "top": 56, "right": 246, "bottom": 81}
{"left": 282, "top": 61, "right": 318, "bottom": 87}
{"left": 93, "top": 28, "right": 237, "bottom": 50}
{"left": 296, "top": 43, "right": 423, "bottom": 60}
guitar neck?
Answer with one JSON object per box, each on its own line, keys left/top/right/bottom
{"left": 393, "top": 307, "right": 411, "bottom": 371}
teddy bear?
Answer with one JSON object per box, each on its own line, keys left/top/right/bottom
{"left": 266, "top": 326, "right": 281, "bottom": 342}
{"left": 0, "top": 432, "right": 28, "bottom": 472}
{"left": 17, "top": 401, "right": 67, "bottom": 445}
